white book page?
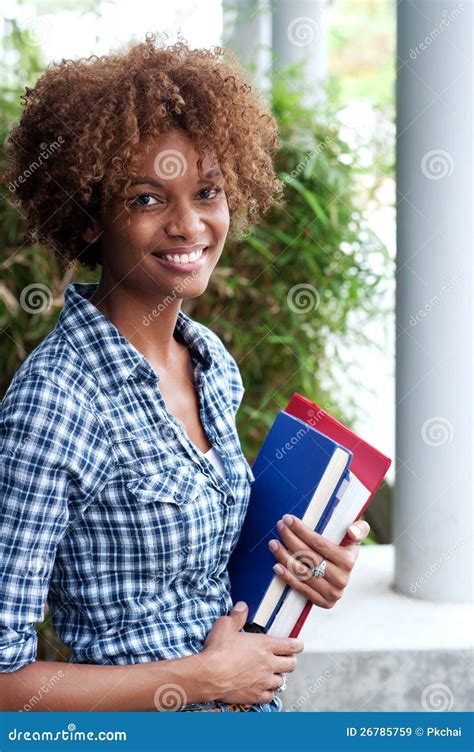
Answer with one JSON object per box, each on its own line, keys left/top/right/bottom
{"left": 267, "top": 472, "right": 371, "bottom": 637}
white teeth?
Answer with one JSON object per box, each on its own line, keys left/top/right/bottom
{"left": 162, "top": 248, "right": 204, "bottom": 264}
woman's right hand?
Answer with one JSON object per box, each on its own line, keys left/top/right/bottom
{"left": 201, "top": 601, "right": 304, "bottom": 705}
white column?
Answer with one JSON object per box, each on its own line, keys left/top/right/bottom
{"left": 221, "top": 0, "right": 273, "bottom": 96}
{"left": 395, "top": 0, "right": 473, "bottom": 602}
{"left": 271, "top": 0, "right": 330, "bottom": 108}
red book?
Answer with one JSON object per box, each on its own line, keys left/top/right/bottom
{"left": 280, "top": 393, "right": 391, "bottom": 638}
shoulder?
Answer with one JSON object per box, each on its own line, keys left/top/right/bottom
{"left": 1, "top": 356, "right": 109, "bottom": 475}
{"left": 4, "top": 324, "right": 99, "bottom": 404}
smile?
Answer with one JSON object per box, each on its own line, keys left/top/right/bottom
{"left": 151, "top": 247, "right": 208, "bottom": 271}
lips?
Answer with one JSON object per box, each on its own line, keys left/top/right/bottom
{"left": 150, "top": 247, "right": 209, "bottom": 272}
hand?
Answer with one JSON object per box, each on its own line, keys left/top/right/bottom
{"left": 268, "top": 515, "right": 371, "bottom": 609}
{"left": 201, "top": 602, "right": 304, "bottom": 705}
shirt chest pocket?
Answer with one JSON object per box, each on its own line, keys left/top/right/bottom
{"left": 103, "top": 465, "right": 228, "bottom": 583}
{"left": 110, "top": 432, "right": 176, "bottom": 476}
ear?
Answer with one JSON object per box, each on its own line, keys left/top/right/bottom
{"left": 82, "top": 219, "right": 102, "bottom": 244}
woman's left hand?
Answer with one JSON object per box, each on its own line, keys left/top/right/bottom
{"left": 268, "top": 515, "right": 371, "bottom": 609}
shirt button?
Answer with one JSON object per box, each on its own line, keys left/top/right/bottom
{"left": 174, "top": 491, "right": 183, "bottom": 501}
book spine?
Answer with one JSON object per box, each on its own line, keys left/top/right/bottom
{"left": 317, "top": 467, "right": 351, "bottom": 533}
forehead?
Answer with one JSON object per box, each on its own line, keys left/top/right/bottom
{"left": 136, "top": 129, "right": 219, "bottom": 181}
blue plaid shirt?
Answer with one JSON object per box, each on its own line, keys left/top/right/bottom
{"left": 0, "top": 281, "right": 281, "bottom": 712}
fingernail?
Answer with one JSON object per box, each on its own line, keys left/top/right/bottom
{"left": 268, "top": 539, "right": 279, "bottom": 552}
{"left": 283, "top": 514, "right": 294, "bottom": 526}
{"left": 349, "top": 523, "right": 363, "bottom": 538}
{"left": 233, "top": 601, "right": 247, "bottom": 611}
{"left": 273, "top": 563, "right": 284, "bottom": 574}
{"left": 276, "top": 519, "right": 284, "bottom": 532}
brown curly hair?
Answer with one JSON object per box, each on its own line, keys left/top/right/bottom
{"left": 2, "top": 32, "right": 284, "bottom": 271}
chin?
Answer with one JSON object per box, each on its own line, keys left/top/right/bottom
{"left": 173, "top": 280, "right": 211, "bottom": 300}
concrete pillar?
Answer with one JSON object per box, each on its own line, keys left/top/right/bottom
{"left": 271, "top": 0, "right": 330, "bottom": 108}
{"left": 221, "top": 0, "right": 273, "bottom": 96}
{"left": 395, "top": 0, "right": 473, "bottom": 602}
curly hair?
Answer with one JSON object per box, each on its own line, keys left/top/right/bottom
{"left": 2, "top": 32, "right": 284, "bottom": 271}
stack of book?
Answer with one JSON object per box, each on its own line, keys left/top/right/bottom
{"left": 228, "top": 394, "right": 391, "bottom": 638}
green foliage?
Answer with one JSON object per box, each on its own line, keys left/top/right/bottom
{"left": 188, "top": 71, "right": 391, "bottom": 461}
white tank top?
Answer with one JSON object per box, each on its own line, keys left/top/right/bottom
{"left": 202, "top": 445, "right": 226, "bottom": 478}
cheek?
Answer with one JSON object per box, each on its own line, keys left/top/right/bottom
{"left": 102, "top": 209, "right": 157, "bottom": 254}
{"left": 211, "top": 201, "right": 230, "bottom": 239}
{"left": 125, "top": 213, "right": 162, "bottom": 245}
{"left": 99, "top": 217, "right": 156, "bottom": 281}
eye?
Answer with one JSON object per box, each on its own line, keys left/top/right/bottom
{"left": 198, "top": 186, "right": 223, "bottom": 200}
{"left": 130, "top": 193, "right": 160, "bottom": 207}
{"left": 129, "top": 185, "right": 223, "bottom": 209}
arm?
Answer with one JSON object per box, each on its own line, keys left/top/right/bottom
{"left": 0, "top": 374, "right": 209, "bottom": 712}
{"left": 0, "top": 654, "right": 214, "bottom": 712}
{"left": 0, "top": 604, "right": 303, "bottom": 711}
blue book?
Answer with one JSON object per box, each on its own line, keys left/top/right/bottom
{"left": 228, "top": 410, "right": 352, "bottom": 630}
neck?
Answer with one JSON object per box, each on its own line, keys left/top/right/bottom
{"left": 89, "top": 279, "right": 184, "bottom": 371}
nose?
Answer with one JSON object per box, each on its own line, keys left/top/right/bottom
{"left": 162, "top": 202, "right": 206, "bottom": 241}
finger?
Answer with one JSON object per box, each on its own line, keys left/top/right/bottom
{"left": 272, "top": 561, "right": 343, "bottom": 609}
{"left": 278, "top": 515, "right": 354, "bottom": 570}
{"left": 268, "top": 538, "right": 349, "bottom": 593}
{"left": 229, "top": 601, "right": 249, "bottom": 627}
{"left": 267, "top": 636, "right": 305, "bottom": 655}
{"left": 346, "top": 520, "right": 371, "bottom": 543}
{"left": 270, "top": 674, "right": 285, "bottom": 691}
{"left": 209, "top": 602, "right": 248, "bottom": 639}
{"left": 273, "top": 655, "right": 298, "bottom": 674}
{"left": 272, "top": 527, "right": 350, "bottom": 589}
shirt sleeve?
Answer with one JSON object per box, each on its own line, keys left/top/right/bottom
{"left": 0, "top": 371, "right": 111, "bottom": 672}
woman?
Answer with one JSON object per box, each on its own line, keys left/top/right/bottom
{"left": 0, "top": 33, "right": 369, "bottom": 712}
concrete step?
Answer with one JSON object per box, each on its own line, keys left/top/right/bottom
{"left": 281, "top": 545, "right": 473, "bottom": 711}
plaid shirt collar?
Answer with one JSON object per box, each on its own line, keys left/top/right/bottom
{"left": 56, "top": 281, "right": 213, "bottom": 392}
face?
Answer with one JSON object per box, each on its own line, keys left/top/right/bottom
{"left": 87, "top": 128, "right": 230, "bottom": 300}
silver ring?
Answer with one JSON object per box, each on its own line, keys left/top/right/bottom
{"left": 275, "top": 673, "right": 287, "bottom": 693}
{"left": 311, "top": 558, "right": 327, "bottom": 579}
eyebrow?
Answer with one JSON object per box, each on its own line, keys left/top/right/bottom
{"left": 130, "top": 168, "right": 223, "bottom": 188}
